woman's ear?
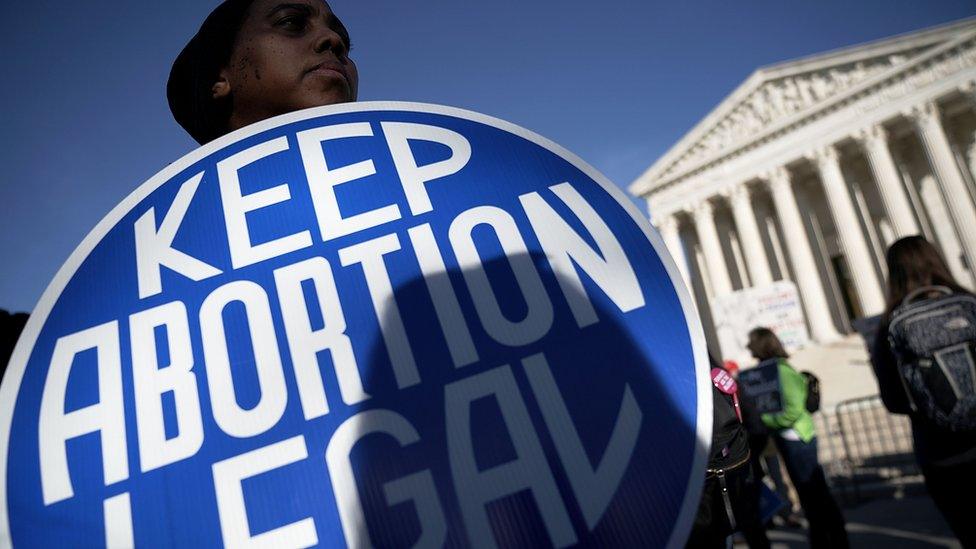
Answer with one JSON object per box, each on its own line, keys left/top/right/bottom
{"left": 212, "top": 69, "right": 231, "bottom": 100}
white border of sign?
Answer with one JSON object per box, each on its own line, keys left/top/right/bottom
{"left": 0, "top": 102, "right": 711, "bottom": 548}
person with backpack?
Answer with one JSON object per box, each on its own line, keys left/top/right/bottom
{"left": 871, "top": 236, "right": 976, "bottom": 546}
{"left": 728, "top": 360, "right": 805, "bottom": 530}
{"left": 741, "top": 327, "right": 848, "bottom": 549}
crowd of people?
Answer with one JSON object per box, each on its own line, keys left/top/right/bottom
{"left": 0, "top": 1, "right": 972, "bottom": 547}
{"left": 689, "top": 328, "right": 849, "bottom": 548}
{"left": 692, "top": 234, "right": 976, "bottom": 548}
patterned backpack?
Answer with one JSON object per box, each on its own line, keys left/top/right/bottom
{"left": 887, "top": 286, "right": 976, "bottom": 431}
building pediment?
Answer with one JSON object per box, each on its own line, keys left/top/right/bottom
{"left": 630, "top": 17, "right": 976, "bottom": 196}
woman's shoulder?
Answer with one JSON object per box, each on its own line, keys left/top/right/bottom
{"left": 775, "top": 358, "right": 803, "bottom": 379}
{"left": 775, "top": 357, "right": 797, "bottom": 370}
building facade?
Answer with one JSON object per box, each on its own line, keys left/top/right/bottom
{"left": 629, "top": 18, "right": 976, "bottom": 354}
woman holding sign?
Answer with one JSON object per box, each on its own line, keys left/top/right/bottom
{"left": 744, "top": 328, "right": 848, "bottom": 549}
{"left": 3, "top": 0, "right": 713, "bottom": 546}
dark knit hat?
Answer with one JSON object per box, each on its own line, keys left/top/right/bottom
{"left": 167, "top": 0, "right": 256, "bottom": 145}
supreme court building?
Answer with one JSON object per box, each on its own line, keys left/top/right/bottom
{"left": 629, "top": 18, "right": 976, "bottom": 355}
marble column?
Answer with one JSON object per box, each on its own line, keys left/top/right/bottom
{"left": 961, "top": 82, "right": 976, "bottom": 194}
{"left": 692, "top": 200, "right": 734, "bottom": 297}
{"left": 657, "top": 214, "right": 692, "bottom": 291}
{"left": 918, "top": 175, "right": 971, "bottom": 286}
{"left": 809, "top": 145, "right": 887, "bottom": 316}
{"left": 726, "top": 183, "right": 774, "bottom": 287}
{"left": 909, "top": 101, "right": 976, "bottom": 273}
{"left": 968, "top": 138, "right": 976, "bottom": 188}
{"left": 855, "top": 124, "right": 921, "bottom": 238}
{"left": 765, "top": 168, "right": 841, "bottom": 343}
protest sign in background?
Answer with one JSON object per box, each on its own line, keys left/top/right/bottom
{"left": 711, "top": 280, "right": 810, "bottom": 366}
{"left": 0, "top": 103, "right": 708, "bottom": 548}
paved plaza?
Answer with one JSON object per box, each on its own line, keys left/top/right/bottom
{"left": 751, "top": 494, "right": 960, "bottom": 548}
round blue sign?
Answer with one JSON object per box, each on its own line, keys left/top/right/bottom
{"left": 0, "top": 103, "right": 709, "bottom": 548}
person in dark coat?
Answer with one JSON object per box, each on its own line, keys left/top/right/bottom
{"left": 686, "top": 354, "right": 770, "bottom": 548}
{"left": 870, "top": 236, "right": 976, "bottom": 547}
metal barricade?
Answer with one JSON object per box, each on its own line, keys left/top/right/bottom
{"left": 815, "top": 395, "right": 922, "bottom": 504}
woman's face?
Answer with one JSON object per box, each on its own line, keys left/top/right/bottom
{"left": 215, "top": 0, "right": 359, "bottom": 132}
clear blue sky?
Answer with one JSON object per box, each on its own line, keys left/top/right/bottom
{"left": 2, "top": 1, "right": 974, "bottom": 314}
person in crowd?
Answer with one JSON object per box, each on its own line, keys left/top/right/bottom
{"left": 744, "top": 328, "right": 848, "bottom": 548}
{"left": 727, "top": 359, "right": 803, "bottom": 530}
{"left": 687, "top": 354, "right": 770, "bottom": 548}
{"left": 870, "top": 235, "right": 976, "bottom": 546}
{"left": 168, "top": 0, "right": 357, "bottom": 145}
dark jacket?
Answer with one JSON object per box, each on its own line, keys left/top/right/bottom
{"left": 708, "top": 383, "right": 750, "bottom": 472}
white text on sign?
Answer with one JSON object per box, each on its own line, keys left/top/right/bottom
{"left": 38, "top": 121, "right": 648, "bottom": 547}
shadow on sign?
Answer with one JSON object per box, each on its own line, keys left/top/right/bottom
{"left": 341, "top": 253, "right": 698, "bottom": 547}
